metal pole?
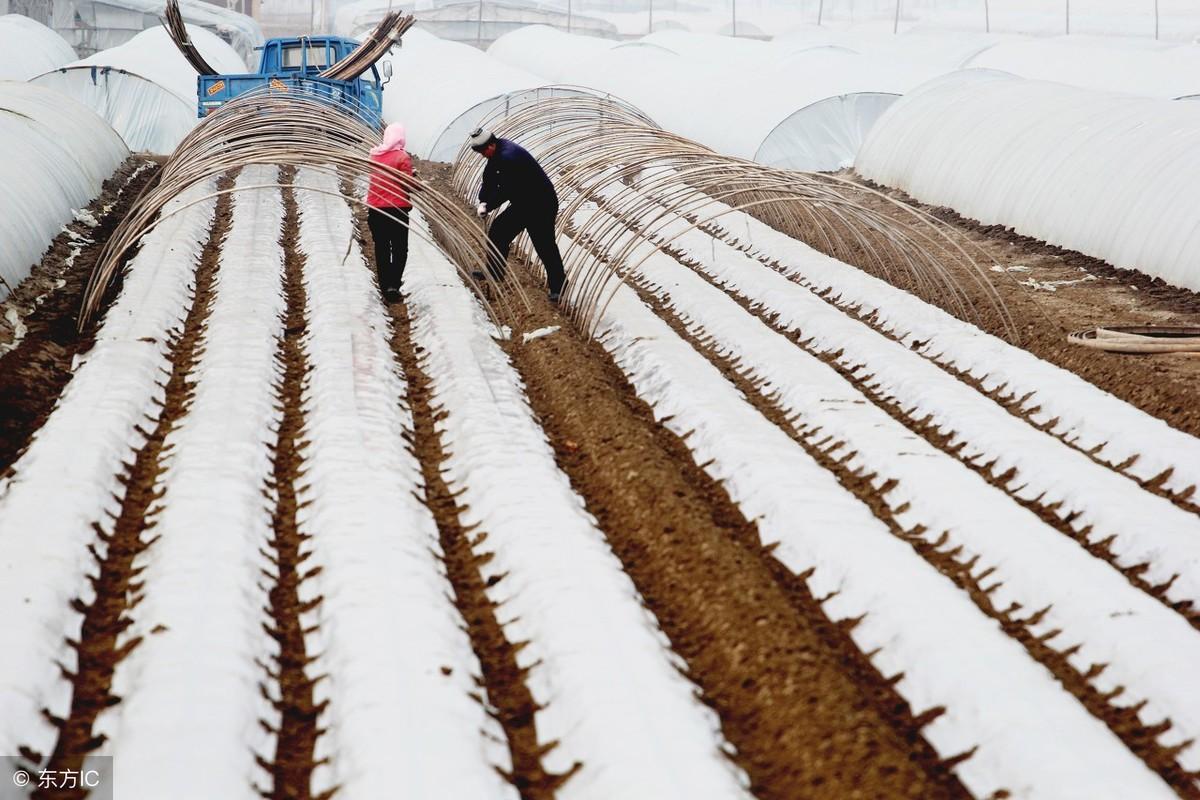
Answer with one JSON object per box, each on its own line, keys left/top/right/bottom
{"left": 1155, "top": 0, "right": 1160, "bottom": 40}
{"left": 567, "top": 0, "right": 572, "bottom": 33}
{"left": 648, "top": 0, "right": 652, "bottom": 33}
{"left": 732, "top": 0, "right": 736, "bottom": 36}
{"left": 478, "top": 0, "right": 483, "bottom": 46}
{"left": 984, "top": 0, "right": 990, "bottom": 33}
{"left": 1065, "top": 0, "right": 1070, "bottom": 34}
{"left": 309, "top": 0, "right": 315, "bottom": 34}
{"left": 893, "top": 0, "right": 900, "bottom": 33}
{"left": 817, "top": 0, "right": 823, "bottom": 25}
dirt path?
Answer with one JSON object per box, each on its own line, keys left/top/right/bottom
{"left": 0, "top": 156, "right": 161, "bottom": 478}
{"left": 386, "top": 297, "right": 568, "bottom": 800}
{"left": 492, "top": 263, "right": 968, "bottom": 800}
{"left": 844, "top": 176, "right": 1200, "bottom": 439}
{"left": 28, "top": 173, "right": 232, "bottom": 799}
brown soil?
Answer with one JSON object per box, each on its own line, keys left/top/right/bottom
{"left": 386, "top": 298, "right": 569, "bottom": 799}
{"left": 0, "top": 156, "right": 162, "bottom": 478}
{"left": 845, "top": 176, "right": 1200, "bottom": 439}
{"left": 27, "top": 172, "right": 233, "bottom": 798}
{"left": 260, "top": 178, "right": 325, "bottom": 800}
{"left": 622, "top": 252, "right": 1200, "bottom": 797}
{"left": 493, "top": 263, "right": 968, "bottom": 800}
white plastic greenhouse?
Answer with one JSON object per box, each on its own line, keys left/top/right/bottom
{"left": 383, "top": 28, "right": 646, "bottom": 162}
{"left": 488, "top": 25, "right": 934, "bottom": 171}
{"left": 54, "top": 0, "right": 262, "bottom": 63}
{"left": 857, "top": 70, "right": 1200, "bottom": 292}
{"left": 0, "top": 14, "right": 75, "bottom": 81}
{"left": 32, "top": 25, "right": 245, "bottom": 153}
{"left": 0, "top": 81, "right": 128, "bottom": 299}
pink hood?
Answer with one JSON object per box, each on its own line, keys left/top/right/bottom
{"left": 370, "top": 123, "right": 407, "bottom": 156}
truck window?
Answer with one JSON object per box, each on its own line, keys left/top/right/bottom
{"left": 281, "top": 45, "right": 338, "bottom": 69}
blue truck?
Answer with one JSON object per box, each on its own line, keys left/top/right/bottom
{"left": 197, "top": 36, "right": 391, "bottom": 127}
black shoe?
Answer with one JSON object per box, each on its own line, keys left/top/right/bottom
{"left": 471, "top": 270, "right": 486, "bottom": 283}
{"left": 548, "top": 289, "right": 562, "bottom": 305}
{"left": 383, "top": 286, "right": 400, "bottom": 303}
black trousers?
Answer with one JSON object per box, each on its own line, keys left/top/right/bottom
{"left": 367, "top": 206, "right": 410, "bottom": 290}
{"left": 486, "top": 202, "right": 566, "bottom": 294}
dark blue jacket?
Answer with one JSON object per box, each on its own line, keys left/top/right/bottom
{"left": 478, "top": 138, "right": 558, "bottom": 213}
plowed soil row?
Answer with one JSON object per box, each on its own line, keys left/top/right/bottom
{"left": 0, "top": 156, "right": 162, "bottom": 478}
{"left": 385, "top": 299, "right": 565, "bottom": 800}
{"left": 262, "top": 179, "right": 324, "bottom": 800}
{"left": 25, "top": 174, "right": 234, "bottom": 799}
{"left": 617, "top": 250, "right": 1200, "bottom": 798}
{"left": 495, "top": 258, "right": 969, "bottom": 800}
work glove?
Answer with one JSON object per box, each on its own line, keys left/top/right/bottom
{"left": 476, "top": 202, "right": 488, "bottom": 218}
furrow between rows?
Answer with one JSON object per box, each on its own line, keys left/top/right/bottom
{"left": 0, "top": 176, "right": 220, "bottom": 767}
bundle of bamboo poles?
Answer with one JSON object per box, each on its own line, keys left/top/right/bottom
{"left": 320, "top": 11, "right": 413, "bottom": 82}
{"left": 163, "top": 0, "right": 216, "bottom": 76}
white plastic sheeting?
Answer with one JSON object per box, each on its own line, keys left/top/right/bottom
{"left": 0, "top": 14, "right": 75, "bottom": 80}
{"left": 32, "top": 24, "right": 245, "bottom": 154}
{"left": 488, "top": 25, "right": 933, "bottom": 170}
{"left": 964, "top": 37, "right": 1200, "bottom": 98}
{"left": 486, "top": 24, "right": 618, "bottom": 83}
{"left": 857, "top": 70, "right": 1200, "bottom": 291}
{"left": 31, "top": 67, "right": 194, "bottom": 153}
{"left": 0, "top": 80, "right": 128, "bottom": 300}
{"left": 76, "top": 25, "right": 247, "bottom": 102}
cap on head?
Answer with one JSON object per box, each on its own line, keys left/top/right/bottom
{"left": 469, "top": 127, "right": 496, "bottom": 152}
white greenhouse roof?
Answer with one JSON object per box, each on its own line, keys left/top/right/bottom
{"left": 964, "top": 37, "right": 1200, "bottom": 98}
{"left": 0, "top": 81, "right": 128, "bottom": 299}
{"left": 33, "top": 24, "right": 245, "bottom": 154}
{"left": 58, "top": 0, "right": 263, "bottom": 64}
{"left": 489, "top": 25, "right": 934, "bottom": 171}
{"left": 0, "top": 14, "right": 76, "bottom": 81}
{"left": 857, "top": 70, "right": 1200, "bottom": 292}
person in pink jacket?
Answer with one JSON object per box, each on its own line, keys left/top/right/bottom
{"left": 366, "top": 122, "right": 415, "bottom": 302}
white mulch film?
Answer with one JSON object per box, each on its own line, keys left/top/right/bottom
{"left": 291, "top": 168, "right": 513, "bottom": 800}
{"left": 401, "top": 206, "right": 752, "bottom": 800}
{"left": 556, "top": 207, "right": 1179, "bottom": 799}
{"left": 0, "top": 178, "right": 217, "bottom": 763}
{"left": 99, "top": 166, "right": 284, "bottom": 798}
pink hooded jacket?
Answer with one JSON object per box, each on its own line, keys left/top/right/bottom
{"left": 367, "top": 123, "right": 413, "bottom": 209}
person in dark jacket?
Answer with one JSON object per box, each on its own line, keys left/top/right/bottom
{"left": 468, "top": 127, "right": 567, "bottom": 303}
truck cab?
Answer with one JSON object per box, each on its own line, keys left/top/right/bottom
{"left": 197, "top": 35, "right": 388, "bottom": 127}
